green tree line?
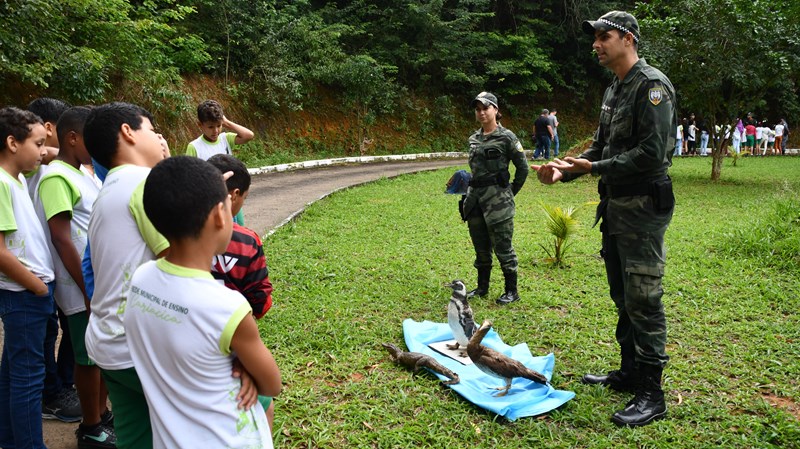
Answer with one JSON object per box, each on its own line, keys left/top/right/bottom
{"left": 2, "top": 0, "right": 798, "bottom": 178}
{"left": 0, "top": 0, "right": 623, "bottom": 114}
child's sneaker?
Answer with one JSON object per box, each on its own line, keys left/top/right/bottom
{"left": 100, "top": 409, "right": 114, "bottom": 428}
{"left": 42, "top": 388, "right": 82, "bottom": 422}
{"left": 76, "top": 423, "right": 117, "bottom": 449}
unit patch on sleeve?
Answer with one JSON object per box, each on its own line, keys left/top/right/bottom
{"left": 649, "top": 87, "right": 663, "bottom": 106}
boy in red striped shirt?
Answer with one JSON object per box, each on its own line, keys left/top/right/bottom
{"left": 207, "top": 154, "right": 275, "bottom": 426}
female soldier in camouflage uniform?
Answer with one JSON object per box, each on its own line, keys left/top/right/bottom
{"left": 462, "top": 92, "right": 529, "bottom": 305}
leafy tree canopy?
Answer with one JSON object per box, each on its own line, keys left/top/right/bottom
{"left": 637, "top": 0, "right": 800, "bottom": 179}
{"left": 1, "top": 0, "right": 797, "bottom": 156}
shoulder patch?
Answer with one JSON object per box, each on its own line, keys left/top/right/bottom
{"left": 649, "top": 87, "right": 663, "bottom": 106}
{"left": 515, "top": 140, "right": 524, "bottom": 152}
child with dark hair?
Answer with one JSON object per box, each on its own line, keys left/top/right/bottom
{"left": 0, "top": 106, "right": 55, "bottom": 449}
{"left": 126, "top": 156, "right": 280, "bottom": 448}
{"left": 186, "top": 100, "right": 254, "bottom": 226}
{"left": 26, "top": 98, "right": 69, "bottom": 185}
{"left": 27, "top": 99, "right": 84, "bottom": 425}
{"left": 186, "top": 100, "right": 254, "bottom": 161}
{"left": 207, "top": 153, "right": 275, "bottom": 427}
{"left": 26, "top": 98, "right": 70, "bottom": 157}
{"left": 207, "top": 154, "right": 273, "bottom": 318}
{"left": 34, "top": 106, "right": 116, "bottom": 448}
{"left": 27, "top": 98, "right": 71, "bottom": 133}
{"left": 83, "top": 102, "right": 169, "bottom": 449}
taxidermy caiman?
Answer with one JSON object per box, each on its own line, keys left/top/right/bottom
{"left": 382, "top": 343, "right": 460, "bottom": 385}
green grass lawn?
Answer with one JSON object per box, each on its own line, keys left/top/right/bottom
{"left": 261, "top": 156, "right": 800, "bottom": 448}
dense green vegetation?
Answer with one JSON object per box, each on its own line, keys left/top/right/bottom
{"left": 1, "top": 0, "right": 620, "bottom": 106}
{"left": 1, "top": 0, "right": 620, "bottom": 156}
{"left": 263, "top": 156, "right": 799, "bottom": 447}
{"left": 2, "top": 1, "right": 798, "bottom": 174}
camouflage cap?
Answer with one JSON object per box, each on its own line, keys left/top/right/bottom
{"left": 582, "top": 11, "right": 640, "bottom": 43}
{"left": 471, "top": 91, "right": 498, "bottom": 109}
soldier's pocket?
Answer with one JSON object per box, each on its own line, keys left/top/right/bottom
{"left": 624, "top": 258, "right": 664, "bottom": 305}
{"left": 610, "top": 105, "right": 633, "bottom": 140}
{"left": 484, "top": 148, "right": 505, "bottom": 171}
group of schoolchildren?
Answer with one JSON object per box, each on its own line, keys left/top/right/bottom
{"left": 675, "top": 112, "right": 790, "bottom": 157}
{"left": 0, "top": 98, "right": 281, "bottom": 449}
{"left": 734, "top": 115, "right": 789, "bottom": 156}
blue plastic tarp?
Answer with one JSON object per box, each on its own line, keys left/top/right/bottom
{"left": 402, "top": 319, "right": 575, "bottom": 421}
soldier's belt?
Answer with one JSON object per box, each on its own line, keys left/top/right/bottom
{"left": 469, "top": 177, "right": 499, "bottom": 188}
{"left": 598, "top": 177, "right": 668, "bottom": 199}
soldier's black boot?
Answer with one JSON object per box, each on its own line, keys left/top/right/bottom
{"left": 467, "top": 268, "right": 491, "bottom": 299}
{"left": 581, "top": 347, "right": 637, "bottom": 392}
{"left": 496, "top": 272, "right": 520, "bottom": 305}
{"left": 611, "top": 364, "right": 667, "bottom": 427}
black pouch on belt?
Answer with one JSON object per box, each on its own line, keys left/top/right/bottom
{"left": 652, "top": 176, "right": 675, "bottom": 213}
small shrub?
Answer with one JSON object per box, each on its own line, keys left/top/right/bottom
{"left": 538, "top": 201, "right": 596, "bottom": 267}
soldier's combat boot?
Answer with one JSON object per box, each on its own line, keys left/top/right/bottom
{"left": 611, "top": 364, "right": 667, "bottom": 427}
{"left": 495, "top": 272, "right": 520, "bottom": 305}
{"left": 467, "top": 268, "right": 490, "bottom": 299}
{"left": 582, "top": 346, "right": 637, "bottom": 392}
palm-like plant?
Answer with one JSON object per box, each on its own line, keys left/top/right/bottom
{"left": 729, "top": 149, "right": 743, "bottom": 166}
{"left": 538, "top": 201, "right": 595, "bottom": 267}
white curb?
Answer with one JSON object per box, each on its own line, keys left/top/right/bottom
{"left": 247, "top": 152, "right": 467, "bottom": 175}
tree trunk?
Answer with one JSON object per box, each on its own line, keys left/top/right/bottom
{"left": 711, "top": 147, "right": 723, "bottom": 181}
{"left": 709, "top": 121, "right": 734, "bottom": 181}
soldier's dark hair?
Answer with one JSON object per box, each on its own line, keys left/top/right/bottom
{"left": 615, "top": 30, "right": 639, "bottom": 51}
{"left": 26, "top": 98, "right": 71, "bottom": 124}
{"left": 84, "top": 102, "right": 154, "bottom": 169}
{"left": 0, "top": 107, "right": 44, "bottom": 150}
{"left": 496, "top": 111, "right": 503, "bottom": 122}
{"left": 144, "top": 156, "right": 229, "bottom": 240}
{"left": 207, "top": 153, "right": 251, "bottom": 194}
{"left": 56, "top": 106, "right": 92, "bottom": 148}
{"left": 197, "top": 100, "right": 224, "bottom": 123}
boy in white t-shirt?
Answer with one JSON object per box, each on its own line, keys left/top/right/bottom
{"left": 26, "top": 98, "right": 84, "bottom": 425}
{"left": 0, "top": 107, "right": 55, "bottom": 449}
{"left": 186, "top": 100, "right": 254, "bottom": 226}
{"left": 24, "top": 98, "right": 67, "bottom": 197}
{"left": 185, "top": 100, "right": 254, "bottom": 161}
{"left": 83, "top": 102, "right": 170, "bottom": 449}
{"left": 127, "top": 156, "right": 281, "bottom": 449}
{"left": 34, "top": 106, "right": 116, "bottom": 448}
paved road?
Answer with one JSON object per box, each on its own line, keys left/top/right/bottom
{"left": 245, "top": 158, "right": 467, "bottom": 237}
{"left": 10, "top": 157, "right": 466, "bottom": 448}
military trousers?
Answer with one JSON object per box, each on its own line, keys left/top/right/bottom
{"left": 467, "top": 210, "right": 518, "bottom": 275}
{"left": 602, "top": 226, "right": 669, "bottom": 368}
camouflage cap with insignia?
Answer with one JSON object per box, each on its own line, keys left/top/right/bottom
{"left": 582, "top": 11, "right": 640, "bottom": 43}
{"left": 471, "top": 92, "right": 498, "bottom": 109}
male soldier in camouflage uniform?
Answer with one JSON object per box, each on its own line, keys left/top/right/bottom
{"left": 463, "top": 92, "right": 529, "bottom": 305}
{"left": 532, "top": 11, "right": 677, "bottom": 426}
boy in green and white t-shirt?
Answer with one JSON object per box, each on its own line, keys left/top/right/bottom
{"left": 186, "top": 100, "right": 254, "bottom": 226}
{"left": 185, "top": 100, "right": 254, "bottom": 160}
{"left": 127, "top": 156, "right": 281, "bottom": 448}
{"left": 34, "top": 106, "right": 116, "bottom": 448}
{"left": 0, "top": 107, "right": 55, "bottom": 449}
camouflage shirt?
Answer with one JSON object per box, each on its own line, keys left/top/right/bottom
{"left": 565, "top": 58, "right": 677, "bottom": 234}
{"left": 463, "top": 125, "right": 529, "bottom": 226}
